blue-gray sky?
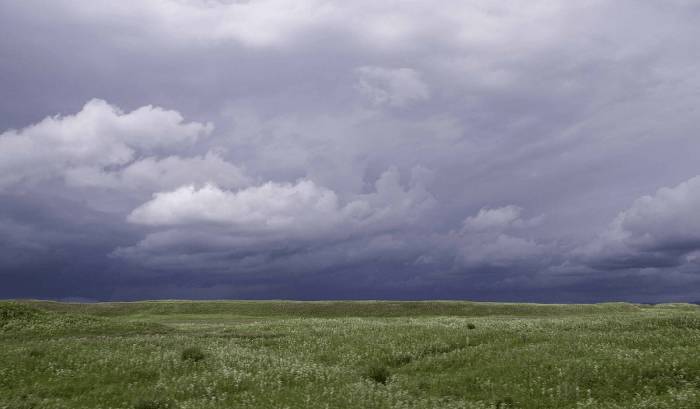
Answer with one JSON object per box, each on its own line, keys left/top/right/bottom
{"left": 2, "top": 0, "right": 700, "bottom": 302}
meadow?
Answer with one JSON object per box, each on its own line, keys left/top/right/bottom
{"left": 1, "top": 300, "right": 699, "bottom": 409}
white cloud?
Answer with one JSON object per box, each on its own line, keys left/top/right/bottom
{"left": 0, "top": 99, "right": 212, "bottom": 189}
{"left": 462, "top": 205, "right": 521, "bottom": 232}
{"left": 64, "top": 152, "right": 249, "bottom": 192}
{"left": 462, "top": 205, "right": 543, "bottom": 232}
{"left": 128, "top": 166, "right": 433, "bottom": 233}
{"left": 608, "top": 175, "right": 700, "bottom": 248}
{"left": 580, "top": 175, "right": 700, "bottom": 269}
{"left": 119, "top": 167, "right": 436, "bottom": 268}
{"left": 455, "top": 205, "right": 548, "bottom": 268}
{"left": 356, "top": 66, "right": 430, "bottom": 107}
{"left": 128, "top": 180, "right": 343, "bottom": 231}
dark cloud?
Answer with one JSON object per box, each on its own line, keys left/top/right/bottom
{"left": 1, "top": 1, "right": 700, "bottom": 301}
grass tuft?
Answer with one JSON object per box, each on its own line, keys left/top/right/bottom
{"left": 181, "top": 346, "right": 205, "bottom": 362}
{"left": 133, "top": 398, "right": 172, "bottom": 409}
{"left": 364, "top": 365, "right": 391, "bottom": 384}
{"left": 495, "top": 397, "right": 515, "bottom": 408}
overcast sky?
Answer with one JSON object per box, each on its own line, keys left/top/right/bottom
{"left": 2, "top": 0, "right": 700, "bottom": 302}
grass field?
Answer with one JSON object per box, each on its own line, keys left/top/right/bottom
{"left": 1, "top": 300, "right": 699, "bottom": 409}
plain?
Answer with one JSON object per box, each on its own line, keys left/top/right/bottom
{"left": 1, "top": 300, "right": 699, "bottom": 409}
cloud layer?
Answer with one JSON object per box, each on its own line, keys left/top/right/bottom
{"left": 1, "top": 1, "right": 700, "bottom": 301}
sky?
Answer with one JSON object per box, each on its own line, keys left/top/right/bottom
{"left": 1, "top": 0, "right": 700, "bottom": 302}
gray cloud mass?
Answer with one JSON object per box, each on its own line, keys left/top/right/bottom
{"left": 1, "top": 0, "right": 700, "bottom": 301}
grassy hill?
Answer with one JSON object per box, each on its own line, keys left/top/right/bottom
{"left": 1, "top": 300, "right": 699, "bottom": 408}
{"left": 13, "top": 299, "right": 653, "bottom": 317}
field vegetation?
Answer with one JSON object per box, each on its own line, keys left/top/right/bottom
{"left": 1, "top": 300, "right": 699, "bottom": 408}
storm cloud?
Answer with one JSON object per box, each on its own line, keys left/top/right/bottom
{"left": 1, "top": 0, "right": 700, "bottom": 302}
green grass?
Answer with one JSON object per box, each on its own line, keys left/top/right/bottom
{"left": 1, "top": 300, "right": 699, "bottom": 408}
